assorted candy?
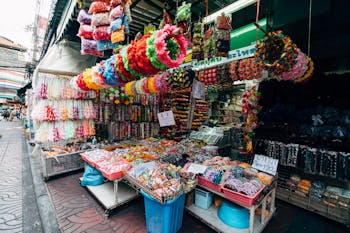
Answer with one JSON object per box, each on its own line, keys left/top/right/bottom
{"left": 138, "top": 163, "right": 196, "bottom": 200}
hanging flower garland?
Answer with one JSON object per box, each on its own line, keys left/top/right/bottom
{"left": 154, "top": 24, "right": 187, "bottom": 68}
{"left": 293, "top": 56, "right": 314, "bottom": 84}
{"left": 146, "top": 33, "right": 167, "bottom": 70}
{"left": 116, "top": 53, "right": 135, "bottom": 82}
{"left": 121, "top": 46, "right": 143, "bottom": 77}
{"left": 82, "top": 68, "right": 104, "bottom": 90}
{"left": 133, "top": 35, "right": 160, "bottom": 75}
{"left": 278, "top": 48, "right": 309, "bottom": 81}
{"left": 255, "top": 30, "right": 298, "bottom": 76}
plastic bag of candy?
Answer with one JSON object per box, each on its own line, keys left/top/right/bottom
{"left": 109, "top": 5, "right": 124, "bottom": 21}
{"left": 97, "top": 40, "right": 119, "bottom": 51}
{"left": 217, "top": 14, "right": 232, "bottom": 30}
{"left": 217, "top": 29, "right": 230, "bottom": 41}
{"left": 92, "top": 12, "right": 110, "bottom": 27}
{"left": 109, "top": 17, "right": 122, "bottom": 32}
{"left": 78, "top": 24, "right": 94, "bottom": 39}
{"left": 77, "top": 9, "right": 92, "bottom": 25}
{"left": 93, "top": 26, "right": 111, "bottom": 41}
{"left": 89, "top": 1, "right": 110, "bottom": 13}
{"left": 122, "top": 14, "right": 129, "bottom": 34}
{"left": 111, "top": 0, "right": 123, "bottom": 7}
{"left": 111, "top": 26, "right": 125, "bottom": 43}
{"left": 81, "top": 38, "right": 104, "bottom": 57}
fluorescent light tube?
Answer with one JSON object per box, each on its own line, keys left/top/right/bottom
{"left": 203, "top": 0, "right": 258, "bottom": 24}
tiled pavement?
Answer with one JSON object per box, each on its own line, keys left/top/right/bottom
{"left": 0, "top": 120, "right": 23, "bottom": 233}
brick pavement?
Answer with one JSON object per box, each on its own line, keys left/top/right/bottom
{"left": 0, "top": 120, "right": 23, "bottom": 233}
{"left": 46, "top": 172, "right": 215, "bottom": 233}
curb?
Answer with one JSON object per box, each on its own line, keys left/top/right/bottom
{"left": 26, "top": 142, "right": 61, "bottom": 233}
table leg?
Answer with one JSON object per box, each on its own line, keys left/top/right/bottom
{"left": 249, "top": 206, "right": 255, "bottom": 233}
{"left": 270, "top": 189, "right": 276, "bottom": 213}
{"left": 261, "top": 198, "right": 266, "bottom": 225}
{"left": 114, "top": 180, "right": 119, "bottom": 203}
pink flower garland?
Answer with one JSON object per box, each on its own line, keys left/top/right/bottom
{"left": 154, "top": 24, "right": 187, "bottom": 68}
{"left": 278, "top": 49, "right": 309, "bottom": 81}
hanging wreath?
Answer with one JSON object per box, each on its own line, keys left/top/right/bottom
{"left": 154, "top": 24, "right": 187, "bottom": 68}
{"left": 278, "top": 49, "right": 309, "bottom": 81}
{"left": 116, "top": 53, "right": 135, "bottom": 82}
{"left": 293, "top": 56, "right": 314, "bottom": 84}
{"left": 146, "top": 33, "right": 167, "bottom": 70}
{"left": 255, "top": 30, "right": 298, "bottom": 76}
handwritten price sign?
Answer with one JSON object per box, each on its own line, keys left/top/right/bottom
{"left": 252, "top": 154, "right": 278, "bottom": 176}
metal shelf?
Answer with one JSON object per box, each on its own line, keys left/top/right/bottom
{"left": 188, "top": 184, "right": 276, "bottom": 233}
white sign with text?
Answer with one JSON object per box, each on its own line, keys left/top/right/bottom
{"left": 252, "top": 154, "right": 278, "bottom": 176}
{"left": 157, "top": 111, "right": 176, "bottom": 127}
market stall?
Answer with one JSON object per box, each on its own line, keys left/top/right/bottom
{"left": 28, "top": 0, "right": 350, "bottom": 231}
{"left": 31, "top": 40, "right": 98, "bottom": 180}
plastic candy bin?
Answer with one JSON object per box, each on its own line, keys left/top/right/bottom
{"left": 195, "top": 188, "right": 213, "bottom": 209}
{"left": 141, "top": 190, "right": 185, "bottom": 233}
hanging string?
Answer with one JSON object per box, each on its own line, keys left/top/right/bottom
{"left": 206, "top": 0, "right": 209, "bottom": 17}
{"left": 307, "top": 0, "right": 312, "bottom": 56}
{"left": 255, "top": 0, "right": 261, "bottom": 41}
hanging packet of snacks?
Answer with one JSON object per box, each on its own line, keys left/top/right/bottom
{"left": 77, "top": 9, "right": 92, "bottom": 25}
{"left": 81, "top": 38, "right": 104, "bottom": 57}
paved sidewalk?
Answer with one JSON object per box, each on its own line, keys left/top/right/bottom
{"left": 0, "top": 120, "right": 41, "bottom": 233}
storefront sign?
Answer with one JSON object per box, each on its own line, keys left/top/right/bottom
{"left": 228, "top": 44, "right": 256, "bottom": 60}
{"left": 252, "top": 154, "right": 278, "bottom": 176}
{"left": 157, "top": 111, "right": 176, "bottom": 127}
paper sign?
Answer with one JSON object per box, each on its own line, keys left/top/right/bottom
{"left": 157, "top": 111, "right": 176, "bottom": 127}
{"left": 192, "top": 80, "right": 206, "bottom": 99}
{"left": 187, "top": 163, "right": 208, "bottom": 174}
{"left": 252, "top": 154, "right": 278, "bottom": 176}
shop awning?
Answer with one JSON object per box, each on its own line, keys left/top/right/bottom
{"left": 37, "top": 39, "right": 97, "bottom": 76}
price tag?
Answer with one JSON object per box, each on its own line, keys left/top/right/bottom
{"left": 187, "top": 163, "right": 208, "bottom": 174}
{"left": 252, "top": 154, "right": 278, "bottom": 176}
{"left": 157, "top": 111, "right": 176, "bottom": 127}
{"left": 192, "top": 80, "right": 206, "bottom": 100}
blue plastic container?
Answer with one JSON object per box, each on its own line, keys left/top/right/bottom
{"left": 218, "top": 200, "right": 249, "bottom": 229}
{"left": 141, "top": 190, "right": 185, "bottom": 233}
{"left": 195, "top": 188, "right": 213, "bottom": 209}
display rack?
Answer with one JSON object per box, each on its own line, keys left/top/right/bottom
{"left": 40, "top": 150, "right": 85, "bottom": 181}
{"left": 83, "top": 178, "right": 139, "bottom": 216}
{"left": 276, "top": 187, "right": 350, "bottom": 227}
{"left": 186, "top": 184, "right": 276, "bottom": 233}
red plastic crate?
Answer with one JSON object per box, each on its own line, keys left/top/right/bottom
{"left": 222, "top": 185, "right": 265, "bottom": 207}
{"left": 101, "top": 170, "right": 125, "bottom": 181}
{"left": 198, "top": 176, "right": 222, "bottom": 192}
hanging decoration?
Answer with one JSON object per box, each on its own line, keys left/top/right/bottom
{"left": 255, "top": 30, "right": 314, "bottom": 83}
{"left": 75, "top": 24, "right": 188, "bottom": 91}
{"left": 242, "top": 86, "right": 262, "bottom": 154}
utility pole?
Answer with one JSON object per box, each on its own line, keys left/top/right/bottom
{"left": 32, "top": 0, "right": 41, "bottom": 62}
